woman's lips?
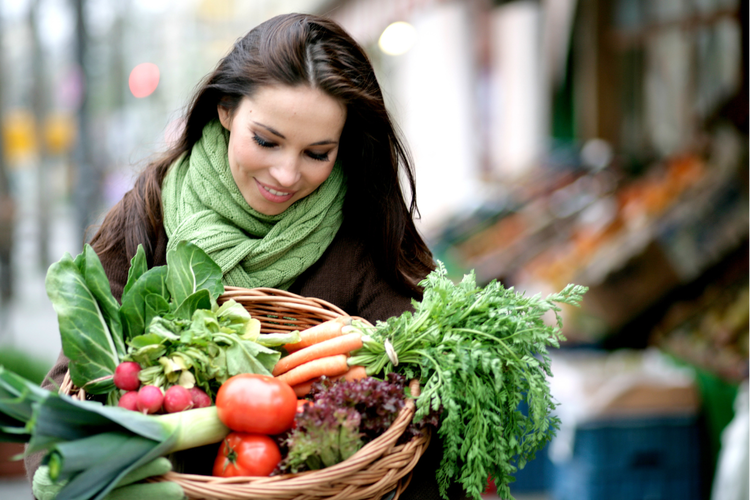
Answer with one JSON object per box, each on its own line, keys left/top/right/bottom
{"left": 255, "top": 179, "right": 296, "bottom": 203}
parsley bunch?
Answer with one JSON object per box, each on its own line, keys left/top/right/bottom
{"left": 349, "top": 263, "right": 587, "bottom": 500}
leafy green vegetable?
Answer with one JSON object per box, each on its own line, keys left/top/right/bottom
{"left": 0, "top": 366, "right": 228, "bottom": 500}
{"left": 120, "top": 266, "right": 169, "bottom": 342}
{"left": 173, "top": 289, "right": 212, "bottom": 320}
{"left": 121, "top": 245, "right": 147, "bottom": 299}
{"left": 281, "top": 374, "right": 409, "bottom": 473}
{"left": 349, "top": 263, "right": 587, "bottom": 500}
{"left": 77, "top": 246, "right": 126, "bottom": 359}
{"left": 45, "top": 246, "right": 122, "bottom": 394}
{"left": 165, "top": 240, "right": 224, "bottom": 310}
{"left": 127, "top": 299, "right": 280, "bottom": 400}
{"left": 45, "top": 240, "right": 279, "bottom": 404}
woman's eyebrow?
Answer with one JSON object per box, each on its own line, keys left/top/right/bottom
{"left": 253, "top": 121, "right": 285, "bottom": 139}
{"left": 253, "top": 121, "right": 338, "bottom": 146}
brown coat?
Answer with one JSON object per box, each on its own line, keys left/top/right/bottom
{"left": 25, "top": 224, "right": 467, "bottom": 500}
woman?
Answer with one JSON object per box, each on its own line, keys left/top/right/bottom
{"left": 28, "top": 13, "right": 466, "bottom": 500}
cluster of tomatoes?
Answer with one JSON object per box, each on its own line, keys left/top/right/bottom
{"left": 213, "top": 373, "right": 303, "bottom": 477}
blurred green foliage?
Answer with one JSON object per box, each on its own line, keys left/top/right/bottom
{"left": 0, "top": 346, "right": 51, "bottom": 385}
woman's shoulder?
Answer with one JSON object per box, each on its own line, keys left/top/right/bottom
{"left": 288, "top": 226, "right": 416, "bottom": 323}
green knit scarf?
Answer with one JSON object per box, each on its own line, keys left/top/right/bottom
{"left": 161, "top": 119, "right": 346, "bottom": 290}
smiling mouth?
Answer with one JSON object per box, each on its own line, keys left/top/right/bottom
{"left": 262, "top": 185, "right": 292, "bottom": 196}
{"left": 255, "top": 179, "right": 296, "bottom": 203}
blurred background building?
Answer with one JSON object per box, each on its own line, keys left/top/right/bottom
{"left": 0, "top": 0, "right": 746, "bottom": 499}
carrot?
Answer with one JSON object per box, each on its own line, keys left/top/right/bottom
{"left": 272, "top": 332, "right": 364, "bottom": 376}
{"left": 283, "top": 317, "right": 352, "bottom": 353}
{"left": 292, "top": 379, "right": 316, "bottom": 397}
{"left": 276, "top": 354, "right": 349, "bottom": 387}
{"left": 339, "top": 364, "right": 368, "bottom": 381}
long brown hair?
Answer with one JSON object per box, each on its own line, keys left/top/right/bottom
{"left": 90, "top": 13, "right": 434, "bottom": 295}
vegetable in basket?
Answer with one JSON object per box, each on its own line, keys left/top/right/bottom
{"left": 347, "top": 263, "right": 587, "bottom": 500}
{"left": 45, "top": 240, "right": 299, "bottom": 405}
{"left": 272, "top": 263, "right": 586, "bottom": 500}
{"left": 214, "top": 373, "right": 298, "bottom": 434}
{"left": 0, "top": 366, "right": 229, "bottom": 500}
{"left": 13, "top": 240, "right": 302, "bottom": 499}
{"left": 213, "top": 432, "right": 282, "bottom": 478}
{"left": 14, "top": 236, "right": 583, "bottom": 500}
{"left": 280, "top": 373, "right": 413, "bottom": 474}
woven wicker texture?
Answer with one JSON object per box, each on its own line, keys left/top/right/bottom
{"left": 60, "top": 287, "right": 430, "bottom": 500}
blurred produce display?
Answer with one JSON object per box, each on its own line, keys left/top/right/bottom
{"left": 430, "top": 141, "right": 748, "bottom": 346}
{"left": 652, "top": 280, "right": 748, "bottom": 383}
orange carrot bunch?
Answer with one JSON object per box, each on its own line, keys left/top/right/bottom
{"left": 273, "top": 317, "right": 369, "bottom": 396}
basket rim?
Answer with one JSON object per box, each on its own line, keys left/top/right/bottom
{"left": 220, "top": 286, "right": 350, "bottom": 318}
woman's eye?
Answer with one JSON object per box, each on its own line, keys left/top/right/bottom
{"left": 253, "top": 134, "right": 276, "bottom": 148}
{"left": 306, "top": 151, "right": 329, "bottom": 162}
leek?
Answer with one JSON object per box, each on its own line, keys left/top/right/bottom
{"left": 0, "top": 366, "right": 229, "bottom": 500}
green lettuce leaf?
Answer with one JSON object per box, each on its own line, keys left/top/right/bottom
{"left": 225, "top": 339, "right": 280, "bottom": 377}
{"left": 122, "top": 245, "right": 148, "bottom": 299}
{"left": 45, "top": 251, "right": 120, "bottom": 394}
{"left": 144, "top": 293, "right": 171, "bottom": 333}
{"left": 120, "top": 266, "right": 168, "bottom": 340}
{"left": 77, "top": 245, "right": 125, "bottom": 358}
{"left": 173, "top": 289, "right": 212, "bottom": 320}
{"left": 166, "top": 241, "right": 224, "bottom": 310}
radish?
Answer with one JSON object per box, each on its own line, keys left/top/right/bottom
{"left": 114, "top": 361, "right": 142, "bottom": 391}
{"left": 136, "top": 385, "right": 164, "bottom": 414}
{"left": 118, "top": 391, "right": 139, "bottom": 411}
{"left": 163, "top": 385, "right": 193, "bottom": 413}
{"left": 188, "top": 387, "right": 212, "bottom": 408}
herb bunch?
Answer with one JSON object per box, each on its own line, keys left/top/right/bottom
{"left": 348, "top": 263, "right": 587, "bottom": 500}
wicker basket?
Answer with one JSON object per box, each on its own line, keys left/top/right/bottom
{"left": 60, "top": 287, "right": 431, "bottom": 500}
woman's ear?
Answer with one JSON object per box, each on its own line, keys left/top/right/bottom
{"left": 217, "top": 104, "right": 231, "bottom": 130}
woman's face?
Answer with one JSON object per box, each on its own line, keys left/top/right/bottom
{"left": 217, "top": 85, "right": 346, "bottom": 216}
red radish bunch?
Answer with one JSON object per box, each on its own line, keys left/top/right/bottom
{"left": 117, "top": 382, "right": 212, "bottom": 414}
{"left": 115, "top": 361, "right": 213, "bottom": 414}
{"left": 113, "top": 362, "right": 142, "bottom": 391}
{"left": 117, "top": 390, "right": 139, "bottom": 411}
{"left": 189, "top": 387, "right": 212, "bottom": 408}
{"left": 136, "top": 385, "right": 164, "bottom": 414}
{"left": 163, "top": 385, "right": 193, "bottom": 413}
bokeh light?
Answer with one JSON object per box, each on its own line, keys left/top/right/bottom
{"left": 128, "top": 62, "right": 160, "bottom": 98}
{"left": 378, "top": 21, "right": 417, "bottom": 56}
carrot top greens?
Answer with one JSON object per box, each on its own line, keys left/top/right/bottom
{"left": 349, "top": 263, "right": 587, "bottom": 500}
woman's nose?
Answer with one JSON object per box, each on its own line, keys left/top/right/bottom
{"left": 269, "top": 155, "right": 301, "bottom": 187}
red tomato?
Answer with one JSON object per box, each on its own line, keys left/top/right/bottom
{"left": 213, "top": 432, "right": 281, "bottom": 477}
{"left": 215, "top": 373, "right": 297, "bottom": 434}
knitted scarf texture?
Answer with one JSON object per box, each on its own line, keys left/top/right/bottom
{"left": 162, "top": 120, "right": 346, "bottom": 290}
